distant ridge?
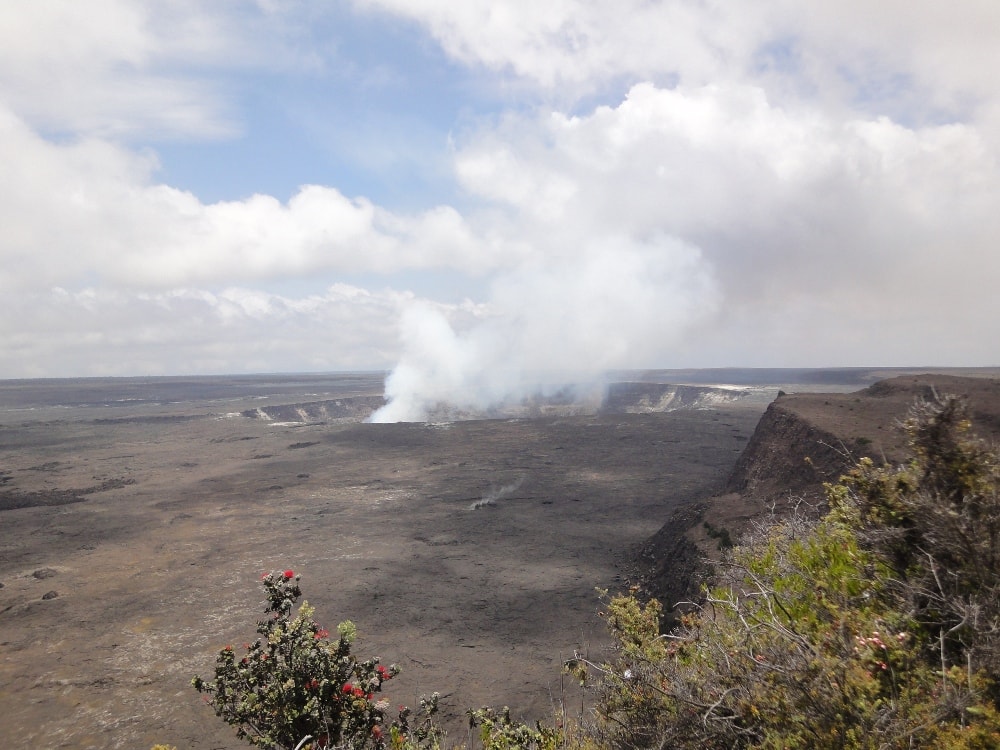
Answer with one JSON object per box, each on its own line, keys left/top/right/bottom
{"left": 607, "top": 366, "right": 1000, "bottom": 387}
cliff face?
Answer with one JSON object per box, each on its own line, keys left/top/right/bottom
{"left": 600, "top": 382, "right": 761, "bottom": 413}
{"left": 241, "top": 396, "right": 387, "bottom": 422}
{"left": 724, "top": 401, "right": 849, "bottom": 501}
{"left": 637, "top": 374, "right": 1000, "bottom": 624}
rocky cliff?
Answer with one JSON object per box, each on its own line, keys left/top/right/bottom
{"left": 240, "top": 395, "right": 387, "bottom": 422}
{"left": 637, "top": 374, "right": 1000, "bottom": 624}
{"left": 600, "top": 382, "right": 761, "bottom": 413}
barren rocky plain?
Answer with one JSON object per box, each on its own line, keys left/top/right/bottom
{"left": 1, "top": 368, "right": 998, "bottom": 749}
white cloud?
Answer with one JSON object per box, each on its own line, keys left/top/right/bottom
{"left": 0, "top": 103, "right": 510, "bottom": 293}
{"left": 2, "top": 0, "right": 1000, "bottom": 389}
{"left": 449, "top": 80, "right": 1000, "bottom": 295}
{"left": 0, "top": 284, "right": 407, "bottom": 378}
{"left": 373, "top": 75, "right": 1000, "bottom": 416}
{"left": 354, "top": 0, "right": 766, "bottom": 93}
{"left": 772, "top": 1, "right": 1000, "bottom": 114}
{"left": 356, "top": 1, "right": 1000, "bottom": 127}
{"left": 0, "top": 0, "right": 250, "bottom": 138}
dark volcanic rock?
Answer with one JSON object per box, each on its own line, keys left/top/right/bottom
{"left": 0, "top": 488, "right": 84, "bottom": 511}
{"left": 0, "top": 396, "right": 764, "bottom": 748}
{"left": 0, "top": 477, "right": 135, "bottom": 512}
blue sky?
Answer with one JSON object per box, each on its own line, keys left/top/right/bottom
{"left": 153, "top": 9, "right": 476, "bottom": 208}
{"left": 1, "top": 1, "right": 999, "bottom": 418}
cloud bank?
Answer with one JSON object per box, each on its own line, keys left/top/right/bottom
{"left": 0, "top": 2, "right": 998, "bottom": 409}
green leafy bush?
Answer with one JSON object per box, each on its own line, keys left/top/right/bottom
{"left": 842, "top": 395, "right": 1000, "bottom": 683}
{"left": 467, "top": 707, "right": 562, "bottom": 750}
{"left": 193, "top": 570, "right": 441, "bottom": 750}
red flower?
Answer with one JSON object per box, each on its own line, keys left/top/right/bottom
{"left": 314, "top": 628, "right": 330, "bottom": 639}
{"left": 372, "top": 726, "right": 383, "bottom": 740}
{"left": 343, "top": 683, "right": 353, "bottom": 694}
{"left": 283, "top": 569, "right": 294, "bottom": 579}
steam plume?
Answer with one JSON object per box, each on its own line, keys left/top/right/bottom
{"left": 469, "top": 476, "right": 526, "bottom": 510}
{"left": 370, "top": 236, "right": 718, "bottom": 422}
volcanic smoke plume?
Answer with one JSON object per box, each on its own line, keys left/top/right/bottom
{"left": 469, "top": 476, "right": 526, "bottom": 510}
{"left": 370, "top": 237, "right": 719, "bottom": 422}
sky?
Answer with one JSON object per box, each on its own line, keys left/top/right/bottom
{"left": 1, "top": 2, "right": 999, "bottom": 417}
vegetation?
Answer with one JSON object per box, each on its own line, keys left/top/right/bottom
{"left": 192, "top": 571, "right": 441, "bottom": 750}
{"left": 702, "top": 520, "right": 734, "bottom": 550}
{"left": 188, "top": 393, "right": 1000, "bottom": 749}
{"left": 575, "top": 394, "right": 1000, "bottom": 749}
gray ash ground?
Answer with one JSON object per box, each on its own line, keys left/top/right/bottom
{"left": 0, "top": 375, "right": 767, "bottom": 749}
{"left": 9, "top": 368, "right": 987, "bottom": 749}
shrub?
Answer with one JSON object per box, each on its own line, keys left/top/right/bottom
{"left": 571, "top": 394, "right": 1000, "bottom": 749}
{"left": 193, "top": 570, "right": 441, "bottom": 750}
{"left": 467, "top": 706, "right": 562, "bottom": 750}
{"left": 703, "top": 521, "right": 734, "bottom": 550}
{"left": 841, "top": 394, "right": 1000, "bottom": 682}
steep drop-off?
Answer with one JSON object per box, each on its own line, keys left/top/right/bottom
{"left": 638, "top": 374, "right": 1000, "bottom": 622}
